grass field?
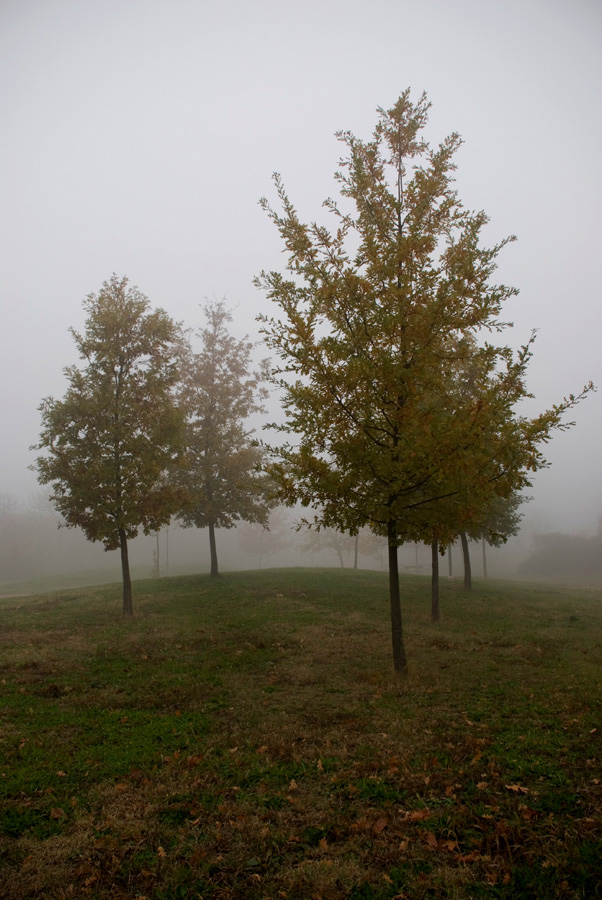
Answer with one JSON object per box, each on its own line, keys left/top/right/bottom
{"left": 0, "top": 568, "right": 600, "bottom": 899}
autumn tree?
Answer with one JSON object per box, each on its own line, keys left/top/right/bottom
{"left": 175, "top": 300, "right": 273, "bottom": 576}
{"left": 32, "top": 274, "right": 186, "bottom": 616}
{"left": 256, "top": 90, "right": 592, "bottom": 671}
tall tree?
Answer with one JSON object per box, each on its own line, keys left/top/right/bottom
{"left": 32, "top": 274, "right": 186, "bottom": 615}
{"left": 175, "top": 300, "right": 273, "bottom": 576}
{"left": 257, "top": 90, "right": 592, "bottom": 671}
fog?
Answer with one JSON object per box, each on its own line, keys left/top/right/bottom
{"left": 1, "top": 0, "right": 601, "bottom": 585}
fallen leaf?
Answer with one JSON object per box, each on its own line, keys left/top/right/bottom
{"left": 505, "top": 784, "right": 529, "bottom": 794}
{"left": 408, "top": 809, "right": 430, "bottom": 821}
{"left": 318, "top": 837, "right": 328, "bottom": 850}
{"left": 519, "top": 806, "right": 538, "bottom": 820}
{"left": 187, "top": 755, "right": 202, "bottom": 768}
{"left": 456, "top": 850, "right": 480, "bottom": 863}
{"left": 442, "top": 840, "right": 459, "bottom": 852}
{"left": 424, "top": 831, "right": 439, "bottom": 850}
{"left": 50, "top": 808, "right": 64, "bottom": 819}
{"left": 373, "top": 817, "right": 388, "bottom": 834}
{"left": 157, "top": 846, "right": 167, "bottom": 859}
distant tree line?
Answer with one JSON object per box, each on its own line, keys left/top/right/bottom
{"left": 518, "top": 525, "right": 602, "bottom": 581}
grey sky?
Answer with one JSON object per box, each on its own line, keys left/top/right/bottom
{"left": 1, "top": 0, "right": 600, "bottom": 535}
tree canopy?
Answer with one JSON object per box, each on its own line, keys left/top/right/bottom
{"left": 175, "top": 300, "right": 274, "bottom": 576}
{"left": 256, "top": 90, "right": 592, "bottom": 670}
{"left": 32, "top": 274, "right": 186, "bottom": 615}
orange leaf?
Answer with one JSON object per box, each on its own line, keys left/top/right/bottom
{"left": 442, "top": 840, "right": 459, "bottom": 852}
{"left": 505, "top": 783, "right": 528, "bottom": 794}
{"left": 424, "top": 831, "right": 439, "bottom": 850}
{"left": 408, "top": 809, "right": 430, "bottom": 821}
{"left": 457, "top": 850, "right": 479, "bottom": 863}
{"left": 373, "top": 817, "right": 388, "bottom": 834}
{"left": 50, "top": 807, "right": 64, "bottom": 819}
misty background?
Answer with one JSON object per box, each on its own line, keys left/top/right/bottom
{"left": 1, "top": 0, "right": 601, "bottom": 586}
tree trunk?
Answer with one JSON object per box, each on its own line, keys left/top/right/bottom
{"left": 119, "top": 528, "right": 133, "bottom": 617}
{"left": 481, "top": 532, "right": 488, "bottom": 578}
{"left": 208, "top": 520, "right": 219, "bottom": 577}
{"left": 431, "top": 539, "right": 440, "bottom": 622}
{"left": 387, "top": 519, "right": 407, "bottom": 672}
{"left": 336, "top": 548, "right": 345, "bottom": 568}
{"left": 448, "top": 542, "right": 453, "bottom": 577}
{"left": 353, "top": 533, "right": 359, "bottom": 570}
{"left": 460, "top": 530, "right": 472, "bottom": 591}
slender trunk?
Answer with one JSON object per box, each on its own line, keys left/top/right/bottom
{"left": 208, "top": 520, "right": 219, "bottom": 577}
{"left": 119, "top": 528, "right": 133, "bottom": 617}
{"left": 448, "top": 542, "right": 453, "bottom": 577}
{"left": 431, "top": 540, "right": 440, "bottom": 622}
{"left": 353, "top": 533, "right": 359, "bottom": 570}
{"left": 155, "top": 531, "right": 160, "bottom": 579}
{"left": 481, "top": 532, "right": 488, "bottom": 578}
{"left": 166, "top": 526, "right": 169, "bottom": 577}
{"left": 460, "top": 531, "right": 472, "bottom": 591}
{"left": 387, "top": 519, "right": 407, "bottom": 672}
{"left": 336, "top": 549, "right": 345, "bottom": 568}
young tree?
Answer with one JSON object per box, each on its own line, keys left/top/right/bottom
{"left": 175, "top": 300, "right": 273, "bottom": 576}
{"left": 297, "top": 525, "right": 357, "bottom": 568}
{"left": 32, "top": 274, "right": 186, "bottom": 616}
{"left": 237, "top": 506, "right": 292, "bottom": 568}
{"left": 256, "top": 90, "right": 592, "bottom": 672}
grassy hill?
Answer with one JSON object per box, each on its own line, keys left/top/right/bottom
{"left": 1, "top": 569, "right": 601, "bottom": 899}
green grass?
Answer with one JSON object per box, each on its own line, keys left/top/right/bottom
{"left": 0, "top": 568, "right": 601, "bottom": 899}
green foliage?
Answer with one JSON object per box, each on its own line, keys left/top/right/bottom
{"left": 175, "top": 300, "right": 274, "bottom": 574}
{"left": 31, "top": 274, "right": 186, "bottom": 612}
{"left": 32, "top": 274, "right": 185, "bottom": 548}
{"left": 466, "top": 491, "right": 529, "bottom": 547}
{"left": 258, "top": 91, "right": 590, "bottom": 541}
{"left": 256, "top": 89, "right": 592, "bottom": 667}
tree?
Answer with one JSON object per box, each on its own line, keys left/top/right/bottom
{"left": 297, "top": 525, "right": 356, "bottom": 568}
{"left": 237, "top": 506, "right": 292, "bottom": 568}
{"left": 257, "top": 90, "right": 592, "bottom": 671}
{"left": 175, "top": 300, "right": 273, "bottom": 576}
{"left": 32, "top": 274, "right": 186, "bottom": 616}
{"left": 456, "top": 492, "right": 528, "bottom": 589}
